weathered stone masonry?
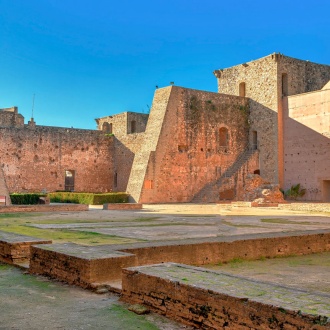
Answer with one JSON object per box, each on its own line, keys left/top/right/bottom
{"left": 0, "top": 108, "right": 114, "bottom": 193}
{"left": 1, "top": 53, "right": 330, "bottom": 202}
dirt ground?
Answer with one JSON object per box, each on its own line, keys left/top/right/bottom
{"left": 0, "top": 263, "right": 191, "bottom": 330}
{"left": 0, "top": 203, "right": 330, "bottom": 329}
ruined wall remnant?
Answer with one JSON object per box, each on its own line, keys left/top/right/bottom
{"left": 0, "top": 125, "right": 114, "bottom": 193}
{"left": 1, "top": 52, "right": 330, "bottom": 202}
{"left": 127, "top": 86, "right": 251, "bottom": 203}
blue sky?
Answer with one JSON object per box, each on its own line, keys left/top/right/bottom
{"left": 1, "top": 0, "right": 329, "bottom": 129}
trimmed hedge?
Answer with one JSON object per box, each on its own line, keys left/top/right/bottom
{"left": 48, "top": 192, "right": 129, "bottom": 205}
{"left": 10, "top": 193, "right": 47, "bottom": 205}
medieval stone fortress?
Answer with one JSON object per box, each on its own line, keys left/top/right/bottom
{"left": 1, "top": 52, "right": 330, "bottom": 204}
{"left": 1, "top": 53, "right": 330, "bottom": 329}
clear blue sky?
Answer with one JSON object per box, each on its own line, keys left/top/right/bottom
{"left": 1, "top": 0, "right": 329, "bottom": 129}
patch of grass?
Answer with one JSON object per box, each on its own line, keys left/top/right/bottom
{"left": 222, "top": 220, "right": 262, "bottom": 228}
{"left": 243, "top": 289, "right": 267, "bottom": 297}
{"left": 0, "top": 263, "right": 10, "bottom": 270}
{"left": 0, "top": 225, "right": 141, "bottom": 245}
{"left": 0, "top": 213, "right": 41, "bottom": 219}
{"left": 132, "top": 217, "right": 160, "bottom": 222}
{"left": 227, "top": 258, "right": 245, "bottom": 268}
{"left": 174, "top": 215, "right": 217, "bottom": 218}
{"left": 260, "top": 218, "right": 313, "bottom": 225}
{"left": 108, "top": 304, "right": 159, "bottom": 330}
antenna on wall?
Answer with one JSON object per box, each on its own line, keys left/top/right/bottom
{"left": 31, "top": 93, "right": 35, "bottom": 119}
{"left": 28, "top": 93, "right": 36, "bottom": 127}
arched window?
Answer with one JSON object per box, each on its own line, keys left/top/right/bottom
{"left": 219, "top": 127, "right": 229, "bottom": 147}
{"left": 239, "top": 82, "right": 246, "bottom": 97}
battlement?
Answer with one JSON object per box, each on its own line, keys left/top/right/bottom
{"left": 0, "top": 106, "right": 24, "bottom": 128}
{"left": 95, "top": 111, "right": 149, "bottom": 137}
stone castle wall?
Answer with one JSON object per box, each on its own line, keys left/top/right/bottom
{"left": 0, "top": 126, "right": 114, "bottom": 193}
{"left": 283, "top": 87, "right": 330, "bottom": 201}
{"left": 215, "top": 53, "right": 330, "bottom": 188}
{"left": 96, "top": 112, "right": 149, "bottom": 192}
{"left": 215, "top": 54, "right": 279, "bottom": 184}
{"left": 96, "top": 112, "right": 148, "bottom": 137}
{"left": 138, "top": 86, "right": 249, "bottom": 203}
{"left": 113, "top": 133, "right": 146, "bottom": 192}
{"left": 1, "top": 53, "right": 329, "bottom": 201}
{"left": 0, "top": 107, "right": 24, "bottom": 128}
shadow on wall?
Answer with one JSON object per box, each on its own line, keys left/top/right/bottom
{"left": 191, "top": 100, "right": 279, "bottom": 203}
{"left": 113, "top": 137, "right": 135, "bottom": 192}
{"left": 282, "top": 97, "right": 330, "bottom": 202}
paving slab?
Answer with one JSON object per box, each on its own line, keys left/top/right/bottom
{"left": 127, "top": 262, "right": 330, "bottom": 317}
{"left": 122, "top": 262, "right": 330, "bottom": 329}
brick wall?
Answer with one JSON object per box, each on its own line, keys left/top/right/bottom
{"left": 122, "top": 264, "right": 329, "bottom": 329}
{"left": 0, "top": 126, "right": 114, "bottom": 193}
{"left": 130, "top": 86, "right": 250, "bottom": 203}
{"left": 215, "top": 53, "right": 330, "bottom": 188}
{"left": 215, "top": 54, "right": 279, "bottom": 184}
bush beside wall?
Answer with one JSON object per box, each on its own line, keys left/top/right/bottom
{"left": 10, "top": 193, "right": 47, "bottom": 205}
{"left": 48, "top": 192, "right": 129, "bottom": 205}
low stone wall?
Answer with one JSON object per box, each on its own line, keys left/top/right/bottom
{"left": 29, "top": 243, "right": 136, "bottom": 288}
{"left": 0, "top": 204, "right": 88, "bottom": 213}
{"left": 121, "top": 263, "right": 329, "bottom": 329}
{"left": 278, "top": 202, "right": 330, "bottom": 213}
{"left": 0, "top": 231, "right": 51, "bottom": 264}
{"left": 103, "top": 203, "right": 142, "bottom": 210}
{"left": 29, "top": 231, "right": 330, "bottom": 288}
{"left": 121, "top": 231, "right": 330, "bottom": 267}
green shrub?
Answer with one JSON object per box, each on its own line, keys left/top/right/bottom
{"left": 48, "top": 192, "right": 129, "bottom": 205}
{"left": 10, "top": 193, "right": 47, "bottom": 205}
{"left": 284, "top": 184, "right": 306, "bottom": 200}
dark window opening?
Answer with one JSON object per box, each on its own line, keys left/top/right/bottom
{"left": 252, "top": 131, "right": 258, "bottom": 150}
{"left": 131, "top": 120, "right": 136, "bottom": 133}
{"left": 178, "top": 145, "right": 188, "bottom": 153}
{"left": 323, "top": 180, "right": 330, "bottom": 202}
{"left": 239, "top": 82, "right": 246, "bottom": 97}
{"left": 65, "top": 170, "right": 75, "bottom": 191}
{"left": 254, "top": 169, "right": 260, "bottom": 175}
{"left": 114, "top": 172, "right": 118, "bottom": 188}
{"left": 219, "top": 127, "right": 229, "bottom": 147}
{"left": 282, "top": 73, "right": 288, "bottom": 97}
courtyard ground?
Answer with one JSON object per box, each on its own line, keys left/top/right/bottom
{"left": 0, "top": 203, "right": 329, "bottom": 329}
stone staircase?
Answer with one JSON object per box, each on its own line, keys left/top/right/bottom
{"left": 191, "top": 148, "right": 258, "bottom": 203}
{"left": 0, "top": 166, "right": 11, "bottom": 205}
